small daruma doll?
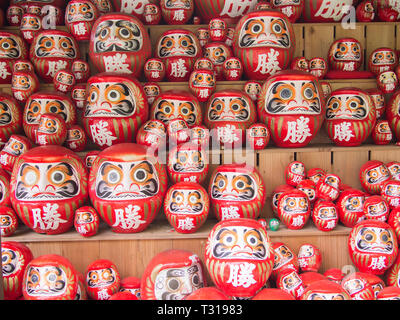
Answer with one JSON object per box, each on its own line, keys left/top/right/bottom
{"left": 0, "top": 32, "right": 27, "bottom": 84}
{"left": 291, "top": 56, "right": 309, "bottom": 72}
{"left": 372, "top": 120, "right": 393, "bottom": 145}
{"left": 144, "top": 58, "right": 165, "bottom": 82}
{"left": 297, "top": 244, "right": 322, "bottom": 272}
{"left": 11, "top": 71, "right": 40, "bottom": 104}
{"left": 29, "top": 30, "right": 79, "bottom": 82}
{"left": 387, "top": 161, "right": 400, "bottom": 181}
{"left": 232, "top": 10, "right": 295, "bottom": 80}
{"left": 366, "top": 88, "right": 385, "bottom": 119}
{"left": 35, "top": 113, "right": 67, "bottom": 146}
{"left": 203, "top": 41, "right": 233, "bottom": 80}
{"left": 381, "top": 180, "right": 400, "bottom": 209}
{"left": 312, "top": 199, "right": 339, "bottom": 231}
{"left": 356, "top": 0, "right": 375, "bottom": 21}
{"left": 85, "top": 259, "right": 120, "bottom": 300}
{"left": 53, "top": 69, "right": 76, "bottom": 94}
{"left": 65, "top": 0, "right": 100, "bottom": 41}
{"left": 188, "top": 68, "right": 216, "bottom": 102}
{"left": 0, "top": 135, "right": 32, "bottom": 173}
{"left": 83, "top": 73, "right": 148, "bottom": 149}
{"left": 20, "top": 13, "right": 43, "bottom": 44}
{"left": 377, "top": 70, "right": 398, "bottom": 94}
{"left": 325, "top": 87, "right": 376, "bottom": 147}
{"left": 143, "top": 3, "right": 162, "bottom": 25}
{"left": 387, "top": 90, "right": 400, "bottom": 141}
{"left": 285, "top": 161, "right": 306, "bottom": 187}
{"left": 309, "top": 57, "right": 328, "bottom": 79}
{"left": 246, "top": 123, "right": 270, "bottom": 150}
{"left": 22, "top": 254, "right": 79, "bottom": 300}
{"left": 271, "top": 242, "right": 299, "bottom": 279}
{"left": 223, "top": 57, "right": 243, "bottom": 81}
{"left": 135, "top": 119, "right": 167, "bottom": 153}
{"left": 315, "top": 173, "right": 341, "bottom": 201}
{"left": 341, "top": 272, "right": 375, "bottom": 300}
{"left": 0, "top": 206, "right": 19, "bottom": 237}
{"left": 88, "top": 143, "right": 168, "bottom": 233}
{"left": 156, "top": 29, "right": 202, "bottom": 82}
{"left": 364, "top": 195, "right": 389, "bottom": 221}
{"left": 359, "top": 160, "right": 391, "bottom": 194}
{"left": 72, "top": 59, "right": 90, "bottom": 83}
{"left": 348, "top": 220, "right": 398, "bottom": 275}
{"left": 204, "top": 218, "right": 274, "bottom": 299}
{"left": 164, "top": 182, "right": 209, "bottom": 233}
{"left": 89, "top": 13, "right": 151, "bottom": 77}
{"left": 369, "top": 47, "right": 397, "bottom": 76}
{"left": 271, "top": 0, "right": 304, "bottom": 22}
{"left": 0, "top": 93, "right": 23, "bottom": 148}
{"left": 74, "top": 206, "right": 100, "bottom": 237}
{"left": 277, "top": 189, "right": 311, "bottom": 230}
{"left": 10, "top": 145, "right": 88, "bottom": 235}
{"left": 160, "top": 0, "right": 194, "bottom": 25}
{"left": 64, "top": 125, "right": 87, "bottom": 152}
{"left": 328, "top": 38, "right": 362, "bottom": 72}
{"left": 209, "top": 18, "right": 227, "bottom": 42}
{"left": 209, "top": 163, "right": 266, "bottom": 221}
{"left": 141, "top": 249, "right": 206, "bottom": 300}
{"left": 258, "top": 70, "right": 325, "bottom": 148}
{"left": 336, "top": 188, "right": 366, "bottom": 228}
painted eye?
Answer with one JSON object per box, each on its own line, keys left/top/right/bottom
{"left": 271, "top": 21, "right": 282, "bottom": 34}
{"left": 107, "top": 169, "right": 120, "bottom": 184}
{"left": 90, "top": 90, "right": 98, "bottom": 102}
{"left": 44, "top": 40, "right": 53, "bottom": 48}
{"left": 251, "top": 23, "right": 263, "bottom": 34}
{"left": 364, "top": 231, "right": 375, "bottom": 242}
{"left": 235, "top": 179, "right": 245, "bottom": 189}
{"left": 100, "top": 28, "right": 109, "bottom": 39}
{"left": 107, "top": 89, "right": 121, "bottom": 102}
{"left": 222, "top": 233, "right": 235, "bottom": 246}
{"left": 163, "top": 106, "right": 172, "bottom": 114}
{"left": 51, "top": 170, "right": 65, "bottom": 184}
{"left": 381, "top": 231, "right": 389, "bottom": 243}
{"left": 175, "top": 194, "right": 183, "bottom": 203}
{"left": 215, "top": 103, "right": 223, "bottom": 111}
{"left": 231, "top": 103, "right": 240, "bottom": 111}
{"left": 31, "top": 274, "right": 39, "bottom": 283}
{"left": 217, "top": 179, "right": 225, "bottom": 188}
{"left": 25, "top": 170, "right": 38, "bottom": 186}
{"left": 167, "top": 278, "right": 181, "bottom": 291}
{"left": 191, "top": 273, "right": 200, "bottom": 286}
{"left": 181, "top": 107, "right": 189, "bottom": 115}
{"left": 181, "top": 39, "right": 188, "bottom": 47}
{"left": 189, "top": 195, "right": 198, "bottom": 203}
{"left": 134, "top": 168, "right": 147, "bottom": 182}
{"left": 166, "top": 40, "right": 173, "bottom": 47}
{"left": 280, "top": 88, "right": 292, "bottom": 100}
{"left": 303, "top": 87, "right": 314, "bottom": 99}
{"left": 349, "top": 101, "right": 358, "bottom": 109}
{"left": 47, "top": 272, "right": 57, "bottom": 283}
{"left": 246, "top": 234, "right": 258, "bottom": 246}
{"left": 119, "top": 27, "right": 131, "bottom": 39}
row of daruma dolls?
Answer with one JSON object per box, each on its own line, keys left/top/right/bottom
{"left": 3, "top": 219, "right": 400, "bottom": 300}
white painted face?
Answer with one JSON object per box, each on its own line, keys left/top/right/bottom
{"left": 326, "top": 94, "right": 369, "bottom": 120}
{"left": 306, "top": 292, "right": 348, "bottom": 300}
{"left": 154, "top": 263, "right": 204, "bottom": 300}
{"left": 324, "top": 175, "right": 340, "bottom": 189}
{"left": 164, "top": 0, "right": 192, "bottom": 9}
{"left": 208, "top": 96, "right": 251, "bottom": 122}
{"left": 281, "top": 196, "right": 309, "bottom": 214}
{"left": 85, "top": 81, "right": 138, "bottom": 118}
{"left": 2, "top": 137, "right": 27, "bottom": 157}
{"left": 377, "top": 121, "right": 392, "bottom": 134}
{"left": 298, "top": 244, "right": 315, "bottom": 258}
{"left": 264, "top": 80, "right": 321, "bottom": 115}
{"left": 169, "top": 149, "right": 205, "bottom": 173}
{"left": 153, "top": 99, "right": 198, "bottom": 126}
{"left": 238, "top": 16, "right": 291, "bottom": 49}
{"left": 0, "top": 35, "right": 23, "bottom": 59}
{"left": 355, "top": 226, "right": 394, "bottom": 254}
{"left": 316, "top": 205, "right": 337, "bottom": 220}
{"left": 365, "top": 165, "right": 390, "bottom": 185}
{"left": 210, "top": 225, "right": 268, "bottom": 260}
{"left": 66, "top": 2, "right": 97, "bottom": 23}
{"left": 332, "top": 41, "right": 361, "bottom": 61}
{"left": 1, "top": 248, "right": 22, "bottom": 277}
{"left": 272, "top": 0, "right": 301, "bottom": 6}
{"left": 15, "top": 162, "right": 80, "bottom": 201}
{"left": 281, "top": 270, "right": 302, "bottom": 290}
{"left": 75, "top": 210, "right": 95, "bottom": 224}
{"left": 366, "top": 201, "right": 388, "bottom": 217}
{"left": 93, "top": 19, "right": 143, "bottom": 53}
{"left": 95, "top": 160, "right": 159, "bottom": 200}
{"left": 86, "top": 267, "right": 117, "bottom": 288}
{"left": 34, "top": 34, "right": 77, "bottom": 58}
{"left": 25, "top": 98, "right": 73, "bottom": 124}
{"left": 371, "top": 50, "right": 396, "bottom": 66}
{"left": 273, "top": 244, "right": 294, "bottom": 270}
{"left": 343, "top": 278, "right": 364, "bottom": 295}
{"left": 211, "top": 171, "right": 257, "bottom": 201}
{"left": 343, "top": 195, "right": 364, "bottom": 212}
{"left": 25, "top": 265, "right": 67, "bottom": 297}
{"left": 167, "top": 189, "right": 205, "bottom": 215}
{"left": 157, "top": 33, "right": 198, "bottom": 58}
{"left": 383, "top": 183, "right": 400, "bottom": 197}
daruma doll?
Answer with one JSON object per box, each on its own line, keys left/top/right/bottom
{"left": 88, "top": 143, "right": 168, "bottom": 233}
{"left": 327, "top": 37, "right": 362, "bottom": 72}
{"left": 386, "top": 90, "right": 400, "bottom": 142}
{"left": 0, "top": 32, "right": 28, "bottom": 84}
{"left": 0, "top": 93, "right": 22, "bottom": 149}
{"left": 258, "top": 70, "right": 325, "bottom": 148}
{"left": 232, "top": 10, "right": 295, "bottom": 80}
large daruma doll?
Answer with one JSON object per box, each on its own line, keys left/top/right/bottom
{"left": 208, "top": 163, "right": 266, "bottom": 221}
{"left": 258, "top": 70, "right": 325, "bottom": 148}
{"left": 89, "top": 13, "right": 151, "bottom": 77}
{"left": 83, "top": 73, "right": 148, "bottom": 149}
{"left": 387, "top": 90, "right": 400, "bottom": 142}
{"left": 232, "top": 10, "right": 295, "bottom": 81}
{"left": 88, "top": 143, "right": 167, "bottom": 233}
{"left": 0, "top": 32, "right": 28, "bottom": 84}
{"left": 325, "top": 87, "right": 376, "bottom": 147}
{"left": 204, "top": 218, "right": 274, "bottom": 299}
{"left": 10, "top": 145, "right": 88, "bottom": 235}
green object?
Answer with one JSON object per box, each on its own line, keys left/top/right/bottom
{"left": 269, "top": 218, "right": 280, "bottom": 231}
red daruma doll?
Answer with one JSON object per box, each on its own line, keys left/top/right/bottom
{"left": 204, "top": 218, "right": 274, "bottom": 299}
{"left": 359, "top": 160, "right": 391, "bottom": 195}
{"left": 65, "top": 0, "right": 100, "bottom": 42}
{"left": 88, "top": 143, "right": 167, "bottom": 233}
{"left": 74, "top": 206, "right": 100, "bottom": 237}
{"left": 232, "top": 10, "right": 295, "bottom": 80}
{"left": 208, "top": 163, "right": 266, "bottom": 221}
{"left": 86, "top": 259, "right": 120, "bottom": 300}
{"left": 328, "top": 38, "right": 362, "bottom": 72}
{"left": 258, "top": 70, "right": 325, "bottom": 148}
{"left": 285, "top": 161, "right": 306, "bottom": 186}
{"left": 312, "top": 199, "right": 339, "bottom": 231}
{"left": 277, "top": 189, "right": 311, "bottom": 230}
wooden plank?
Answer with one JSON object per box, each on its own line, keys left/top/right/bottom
{"left": 304, "top": 24, "right": 334, "bottom": 60}
{"left": 293, "top": 24, "right": 304, "bottom": 58}
{"left": 370, "top": 148, "right": 400, "bottom": 163}
{"left": 296, "top": 150, "right": 332, "bottom": 173}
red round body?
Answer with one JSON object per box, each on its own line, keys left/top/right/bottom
{"left": 366, "top": 88, "right": 385, "bottom": 119}
{"left": 190, "top": 125, "right": 210, "bottom": 148}
{"left": 356, "top": 0, "right": 375, "bottom": 21}
{"left": 53, "top": 69, "right": 76, "bottom": 94}
{"left": 64, "top": 125, "right": 87, "bottom": 152}
{"left": 307, "top": 167, "right": 326, "bottom": 184}
{"left": 23, "top": 91, "right": 77, "bottom": 142}
{"left": 83, "top": 73, "right": 148, "bottom": 149}
{"left": 1, "top": 241, "right": 33, "bottom": 300}
{"left": 185, "top": 287, "right": 231, "bottom": 300}
{"left": 387, "top": 161, "right": 400, "bottom": 181}
{"left": 160, "top": 0, "right": 194, "bottom": 24}
{"left": 72, "top": 59, "right": 90, "bottom": 83}
{"left": 312, "top": 199, "right": 339, "bottom": 231}
{"left": 109, "top": 291, "right": 138, "bottom": 300}
{"left": 328, "top": 38, "right": 362, "bottom": 72}
{"left": 204, "top": 218, "right": 274, "bottom": 299}
{"left": 0, "top": 93, "right": 22, "bottom": 149}
{"left": 13, "top": 59, "right": 34, "bottom": 73}
{"left": 341, "top": 272, "right": 375, "bottom": 300}
{"left": 258, "top": 70, "right": 325, "bottom": 148}
{"left": 188, "top": 69, "right": 216, "bottom": 102}
{"left": 20, "top": 13, "right": 42, "bottom": 44}
{"left": 271, "top": 184, "right": 294, "bottom": 215}
{"left": 29, "top": 30, "right": 79, "bottom": 83}
{"left": 209, "top": 18, "right": 227, "bottom": 42}
{"left": 85, "top": 259, "right": 120, "bottom": 300}
{"left": 276, "top": 268, "right": 305, "bottom": 299}
{"left": 252, "top": 288, "right": 295, "bottom": 300}
{"left": 302, "top": 0, "right": 355, "bottom": 22}
{"left": 89, "top": 13, "right": 151, "bottom": 78}
{"left": 141, "top": 249, "right": 206, "bottom": 300}
{"left": 320, "top": 81, "right": 332, "bottom": 100}
{"left": 120, "top": 276, "right": 141, "bottom": 299}
{"left": 315, "top": 173, "right": 341, "bottom": 201}
{"left": 10, "top": 145, "right": 88, "bottom": 235}
{"left": 11, "top": 71, "right": 39, "bottom": 104}
{"left": 164, "top": 182, "right": 209, "bottom": 233}
{"left": 324, "top": 268, "right": 345, "bottom": 284}
{"left": 290, "top": 57, "right": 309, "bottom": 73}
{"left": 285, "top": 161, "right": 306, "bottom": 187}
{"left": 208, "top": 163, "right": 266, "bottom": 220}
{"left": 246, "top": 123, "right": 270, "bottom": 150}
{"left": 372, "top": 120, "right": 393, "bottom": 145}
{"left": 325, "top": 87, "right": 376, "bottom": 147}
{"left": 309, "top": 57, "right": 328, "bottom": 79}
{"left": 381, "top": 180, "right": 400, "bottom": 209}
{"left": 144, "top": 58, "right": 166, "bottom": 82}
{"left": 348, "top": 220, "right": 398, "bottom": 275}
{"left": 244, "top": 80, "right": 262, "bottom": 102}
{"left": 377, "top": 70, "right": 399, "bottom": 94}
{"left": 277, "top": 189, "right": 311, "bottom": 230}
{"left": 23, "top": 254, "right": 79, "bottom": 300}
{"left": 223, "top": 57, "right": 243, "bottom": 81}
{"left": 84, "top": 150, "right": 100, "bottom": 170}
{"left": 74, "top": 206, "right": 100, "bottom": 237}
{"left": 35, "top": 113, "right": 67, "bottom": 146}
{"left": 387, "top": 253, "right": 400, "bottom": 287}
{"left": 232, "top": 10, "right": 295, "bottom": 80}
{"left": 297, "top": 179, "right": 317, "bottom": 203}
{"left": 364, "top": 195, "right": 389, "bottom": 221}
{"left": 362, "top": 272, "right": 385, "bottom": 298}
{"left": 336, "top": 188, "right": 365, "bottom": 228}
{"left": 377, "top": 1, "right": 400, "bottom": 21}
{"left": 0, "top": 168, "right": 10, "bottom": 207}
{"left": 271, "top": 0, "right": 304, "bottom": 22}
{"left": 387, "top": 90, "right": 400, "bottom": 141}
{"left": 297, "top": 244, "right": 322, "bottom": 272}
{"left": 377, "top": 286, "right": 400, "bottom": 300}
{"left": 65, "top": 0, "right": 99, "bottom": 41}
{"left": 388, "top": 208, "right": 400, "bottom": 242}
{"left": 136, "top": 119, "right": 167, "bottom": 153}
{"left": 0, "top": 206, "right": 18, "bottom": 237}
{"left": 0, "top": 32, "right": 27, "bottom": 84}
{"left": 143, "top": 3, "right": 162, "bottom": 25}
{"left": 203, "top": 41, "right": 232, "bottom": 80}
{"left": 167, "top": 118, "right": 191, "bottom": 145}
{"left": 71, "top": 84, "right": 87, "bottom": 110}
{"left": 7, "top": 5, "right": 24, "bottom": 26}
{"left": 369, "top": 47, "right": 397, "bottom": 76}
{"left": 150, "top": 90, "right": 202, "bottom": 128}
{"left": 156, "top": 29, "right": 201, "bottom": 82}
{"left": 194, "top": 57, "right": 214, "bottom": 71}
{"left": 88, "top": 143, "right": 167, "bottom": 233}
{"left": 0, "top": 135, "right": 32, "bottom": 173}
{"left": 196, "top": 28, "right": 210, "bottom": 47}
{"left": 301, "top": 279, "right": 351, "bottom": 300}
{"left": 143, "top": 82, "right": 161, "bottom": 106}
{"left": 360, "top": 160, "right": 391, "bottom": 194}
{"left": 271, "top": 241, "right": 299, "bottom": 279}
